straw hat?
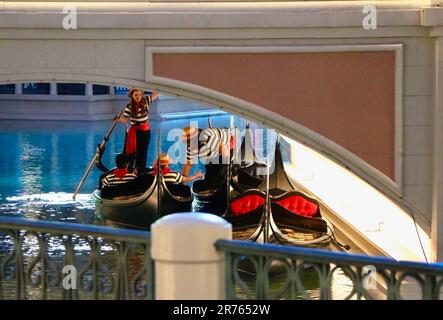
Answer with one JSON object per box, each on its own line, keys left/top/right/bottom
{"left": 181, "top": 126, "right": 199, "bottom": 141}
{"left": 159, "top": 153, "right": 170, "bottom": 165}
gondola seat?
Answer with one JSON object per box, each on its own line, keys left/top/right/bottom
{"left": 165, "top": 182, "right": 192, "bottom": 200}
{"left": 271, "top": 191, "right": 327, "bottom": 233}
{"left": 100, "top": 174, "right": 155, "bottom": 200}
{"left": 272, "top": 191, "right": 319, "bottom": 218}
{"left": 192, "top": 177, "right": 226, "bottom": 196}
{"left": 225, "top": 189, "right": 266, "bottom": 234}
{"left": 230, "top": 192, "right": 265, "bottom": 216}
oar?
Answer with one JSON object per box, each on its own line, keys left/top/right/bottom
{"left": 72, "top": 110, "right": 124, "bottom": 200}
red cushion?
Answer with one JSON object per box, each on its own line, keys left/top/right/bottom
{"left": 230, "top": 194, "right": 265, "bottom": 216}
{"left": 274, "top": 195, "right": 318, "bottom": 218}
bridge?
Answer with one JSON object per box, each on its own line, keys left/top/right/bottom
{"left": 0, "top": 0, "right": 443, "bottom": 261}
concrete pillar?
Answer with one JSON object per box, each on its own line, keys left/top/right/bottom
{"left": 109, "top": 86, "right": 115, "bottom": 94}
{"left": 432, "top": 38, "right": 443, "bottom": 262}
{"left": 50, "top": 82, "right": 57, "bottom": 96}
{"left": 15, "top": 83, "right": 22, "bottom": 95}
{"left": 151, "top": 213, "right": 232, "bottom": 300}
{"left": 85, "top": 82, "right": 93, "bottom": 96}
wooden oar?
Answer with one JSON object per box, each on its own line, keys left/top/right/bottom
{"left": 72, "top": 110, "right": 124, "bottom": 200}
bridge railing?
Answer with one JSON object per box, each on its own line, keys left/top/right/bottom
{"left": 215, "top": 239, "right": 443, "bottom": 300}
{"left": 1, "top": 215, "right": 443, "bottom": 300}
{"left": 0, "top": 216, "right": 153, "bottom": 300}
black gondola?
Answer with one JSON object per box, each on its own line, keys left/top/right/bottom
{"left": 224, "top": 189, "right": 266, "bottom": 241}
{"left": 267, "top": 141, "right": 332, "bottom": 247}
{"left": 93, "top": 171, "right": 193, "bottom": 230}
{"left": 230, "top": 125, "right": 266, "bottom": 194}
{"left": 225, "top": 129, "right": 332, "bottom": 247}
{"left": 224, "top": 126, "right": 267, "bottom": 240}
{"left": 191, "top": 161, "right": 228, "bottom": 216}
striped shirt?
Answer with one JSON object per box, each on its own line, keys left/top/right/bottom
{"left": 186, "top": 128, "right": 231, "bottom": 164}
{"left": 163, "top": 171, "right": 184, "bottom": 184}
{"left": 123, "top": 95, "right": 153, "bottom": 126}
{"left": 101, "top": 171, "right": 138, "bottom": 188}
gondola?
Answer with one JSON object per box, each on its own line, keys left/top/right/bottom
{"left": 266, "top": 141, "right": 332, "bottom": 248}
{"left": 230, "top": 125, "right": 266, "bottom": 194}
{"left": 226, "top": 130, "right": 332, "bottom": 247}
{"left": 224, "top": 126, "right": 267, "bottom": 240}
{"left": 93, "top": 170, "right": 193, "bottom": 230}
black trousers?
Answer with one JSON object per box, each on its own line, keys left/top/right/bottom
{"left": 136, "top": 129, "right": 150, "bottom": 172}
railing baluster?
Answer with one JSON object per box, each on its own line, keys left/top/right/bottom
{"left": 39, "top": 233, "right": 48, "bottom": 300}
{"left": 13, "top": 230, "right": 26, "bottom": 300}
{"left": 224, "top": 250, "right": 235, "bottom": 299}
{"left": 91, "top": 238, "right": 100, "bottom": 300}
{"left": 115, "top": 241, "right": 129, "bottom": 300}
{"left": 62, "top": 235, "right": 78, "bottom": 300}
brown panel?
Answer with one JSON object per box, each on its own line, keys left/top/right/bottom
{"left": 153, "top": 51, "right": 395, "bottom": 180}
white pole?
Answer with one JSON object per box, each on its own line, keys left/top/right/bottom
{"left": 151, "top": 213, "right": 232, "bottom": 300}
{"left": 50, "top": 82, "right": 57, "bottom": 96}
{"left": 85, "top": 82, "right": 93, "bottom": 96}
{"left": 15, "top": 83, "right": 22, "bottom": 95}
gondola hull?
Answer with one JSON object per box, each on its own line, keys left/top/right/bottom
{"left": 224, "top": 189, "right": 266, "bottom": 241}
{"left": 93, "top": 176, "right": 193, "bottom": 230}
{"left": 269, "top": 193, "right": 332, "bottom": 248}
{"left": 192, "top": 177, "right": 228, "bottom": 216}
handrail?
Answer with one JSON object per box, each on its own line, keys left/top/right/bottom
{"left": 215, "top": 239, "right": 443, "bottom": 274}
{"left": 0, "top": 216, "right": 150, "bottom": 244}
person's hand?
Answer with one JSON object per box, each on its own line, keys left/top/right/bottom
{"left": 196, "top": 171, "right": 205, "bottom": 180}
{"left": 117, "top": 116, "right": 127, "bottom": 123}
{"left": 221, "top": 145, "right": 230, "bottom": 158}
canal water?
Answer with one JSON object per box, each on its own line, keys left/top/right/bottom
{"left": 0, "top": 114, "right": 354, "bottom": 300}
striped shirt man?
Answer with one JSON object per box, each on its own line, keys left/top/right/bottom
{"left": 163, "top": 171, "right": 185, "bottom": 184}
{"left": 186, "top": 127, "right": 231, "bottom": 164}
{"left": 123, "top": 95, "right": 154, "bottom": 126}
{"left": 101, "top": 171, "right": 138, "bottom": 188}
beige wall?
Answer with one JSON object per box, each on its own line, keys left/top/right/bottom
{"left": 153, "top": 51, "right": 396, "bottom": 180}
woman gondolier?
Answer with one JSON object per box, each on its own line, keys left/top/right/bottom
{"left": 119, "top": 88, "right": 159, "bottom": 174}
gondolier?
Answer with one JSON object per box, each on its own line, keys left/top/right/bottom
{"left": 181, "top": 125, "right": 233, "bottom": 178}
{"left": 118, "top": 88, "right": 159, "bottom": 174}
{"left": 181, "top": 125, "right": 234, "bottom": 216}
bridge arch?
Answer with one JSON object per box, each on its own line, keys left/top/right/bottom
{"left": 0, "top": 65, "right": 426, "bottom": 235}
